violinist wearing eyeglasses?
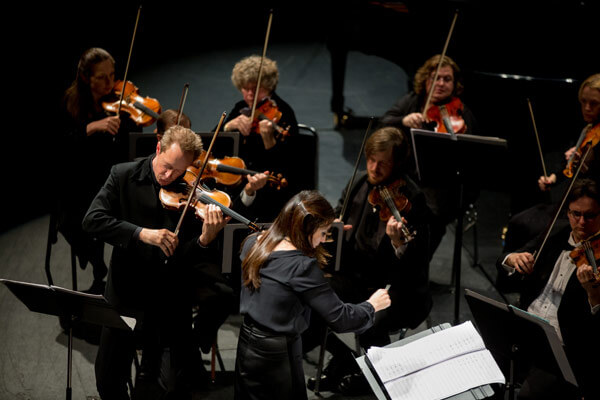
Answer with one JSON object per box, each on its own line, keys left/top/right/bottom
{"left": 57, "top": 47, "right": 138, "bottom": 294}
{"left": 497, "top": 178, "right": 600, "bottom": 399}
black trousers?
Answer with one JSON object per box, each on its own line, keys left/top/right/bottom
{"left": 95, "top": 304, "right": 192, "bottom": 399}
{"left": 234, "top": 317, "right": 306, "bottom": 400}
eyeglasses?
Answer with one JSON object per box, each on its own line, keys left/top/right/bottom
{"left": 568, "top": 209, "right": 600, "bottom": 221}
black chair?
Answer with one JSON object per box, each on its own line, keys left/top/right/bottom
{"left": 294, "top": 123, "right": 319, "bottom": 191}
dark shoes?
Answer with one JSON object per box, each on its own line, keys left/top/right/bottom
{"left": 338, "top": 373, "right": 372, "bottom": 395}
{"left": 306, "top": 372, "right": 372, "bottom": 395}
{"left": 306, "top": 374, "right": 340, "bottom": 393}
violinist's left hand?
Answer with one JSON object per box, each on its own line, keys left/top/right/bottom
{"left": 387, "top": 216, "right": 408, "bottom": 248}
{"left": 576, "top": 264, "right": 600, "bottom": 306}
{"left": 244, "top": 171, "right": 269, "bottom": 196}
{"left": 258, "top": 119, "right": 276, "bottom": 150}
{"left": 564, "top": 146, "right": 578, "bottom": 162}
{"left": 198, "top": 204, "right": 231, "bottom": 246}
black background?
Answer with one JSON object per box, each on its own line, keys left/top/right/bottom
{"left": 2, "top": 0, "right": 598, "bottom": 231}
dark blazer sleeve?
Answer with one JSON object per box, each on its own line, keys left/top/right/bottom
{"left": 82, "top": 164, "right": 139, "bottom": 248}
{"left": 293, "top": 257, "right": 375, "bottom": 334}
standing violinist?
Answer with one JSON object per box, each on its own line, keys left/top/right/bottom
{"left": 496, "top": 178, "right": 600, "bottom": 400}
{"left": 304, "top": 127, "right": 433, "bottom": 395}
{"left": 222, "top": 55, "right": 300, "bottom": 222}
{"left": 57, "top": 47, "right": 137, "bottom": 294}
{"left": 83, "top": 125, "right": 230, "bottom": 399}
{"left": 380, "top": 54, "right": 479, "bottom": 260}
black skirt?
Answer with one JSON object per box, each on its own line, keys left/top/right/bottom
{"left": 234, "top": 316, "right": 306, "bottom": 400}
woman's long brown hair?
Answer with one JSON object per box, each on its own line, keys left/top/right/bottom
{"left": 242, "top": 190, "right": 335, "bottom": 290}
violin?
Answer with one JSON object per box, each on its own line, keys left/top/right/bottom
{"left": 563, "top": 123, "right": 600, "bottom": 178}
{"left": 159, "top": 166, "right": 259, "bottom": 231}
{"left": 241, "top": 97, "right": 291, "bottom": 141}
{"left": 102, "top": 80, "right": 161, "bottom": 127}
{"left": 424, "top": 96, "right": 466, "bottom": 134}
{"left": 193, "top": 150, "right": 288, "bottom": 190}
{"left": 569, "top": 232, "right": 600, "bottom": 285}
{"left": 367, "top": 179, "right": 416, "bottom": 242}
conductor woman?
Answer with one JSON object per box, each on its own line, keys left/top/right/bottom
{"left": 234, "top": 190, "right": 391, "bottom": 399}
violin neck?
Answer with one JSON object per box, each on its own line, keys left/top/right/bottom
{"left": 196, "top": 191, "right": 259, "bottom": 231}
{"left": 215, "top": 163, "right": 258, "bottom": 176}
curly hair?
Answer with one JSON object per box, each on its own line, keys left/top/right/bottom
{"left": 413, "top": 54, "right": 463, "bottom": 99}
{"left": 231, "top": 55, "right": 279, "bottom": 93}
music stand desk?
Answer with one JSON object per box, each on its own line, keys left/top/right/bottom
{"left": 464, "top": 289, "right": 577, "bottom": 399}
{"left": 356, "top": 323, "right": 495, "bottom": 400}
{"left": 1, "top": 279, "right": 134, "bottom": 400}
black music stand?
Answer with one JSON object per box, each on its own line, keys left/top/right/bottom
{"left": 464, "top": 289, "right": 577, "bottom": 400}
{"left": 0, "top": 279, "right": 134, "bottom": 400}
{"left": 410, "top": 129, "right": 507, "bottom": 325}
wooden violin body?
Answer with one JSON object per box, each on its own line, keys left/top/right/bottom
{"left": 368, "top": 179, "right": 415, "bottom": 242}
{"left": 425, "top": 97, "right": 466, "bottom": 134}
{"left": 192, "top": 150, "right": 288, "bottom": 190}
{"left": 242, "top": 97, "right": 291, "bottom": 141}
{"left": 103, "top": 80, "right": 161, "bottom": 127}
{"left": 563, "top": 123, "right": 599, "bottom": 178}
{"left": 569, "top": 232, "right": 600, "bottom": 278}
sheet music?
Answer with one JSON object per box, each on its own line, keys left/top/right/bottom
{"left": 384, "top": 350, "right": 504, "bottom": 400}
{"left": 366, "top": 321, "right": 504, "bottom": 400}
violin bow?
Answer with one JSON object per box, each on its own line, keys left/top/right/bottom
{"left": 532, "top": 144, "right": 594, "bottom": 268}
{"left": 173, "top": 111, "right": 227, "bottom": 236}
{"left": 176, "top": 83, "right": 190, "bottom": 125}
{"left": 250, "top": 10, "right": 274, "bottom": 122}
{"left": 527, "top": 98, "right": 548, "bottom": 178}
{"left": 339, "top": 118, "right": 374, "bottom": 221}
{"left": 117, "top": 5, "right": 142, "bottom": 117}
{"left": 421, "top": 10, "right": 459, "bottom": 122}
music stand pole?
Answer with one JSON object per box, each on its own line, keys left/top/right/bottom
{"left": 452, "top": 173, "right": 464, "bottom": 325}
{"left": 66, "top": 316, "right": 74, "bottom": 400}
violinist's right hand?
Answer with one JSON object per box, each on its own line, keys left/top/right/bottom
{"left": 367, "top": 288, "right": 391, "bottom": 312}
{"left": 402, "top": 112, "right": 425, "bottom": 129}
{"left": 505, "top": 252, "right": 535, "bottom": 275}
{"left": 538, "top": 173, "right": 556, "bottom": 191}
{"left": 139, "top": 228, "right": 179, "bottom": 257}
{"left": 87, "top": 116, "right": 121, "bottom": 136}
{"left": 225, "top": 114, "right": 252, "bottom": 136}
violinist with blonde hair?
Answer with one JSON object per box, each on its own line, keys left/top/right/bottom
{"left": 222, "top": 55, "right": 300, "bottom": 222}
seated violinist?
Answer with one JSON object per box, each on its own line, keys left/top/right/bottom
{"left": 538, "top": 73, "right": 600, "bottom": 192}
{"left": 380, "top": 54, "right": 478, "bottom": 138}
{"left": 380, "top": 54, "right": 480, "bottom": 260}
{"left": 502, "top": 74, "right": 600, "bottom": 256}
{"left": 57, "top": 47, "right": 138, "bottom": 294}
{"left": 303, "top": 127, "right": 433, "bottom": 395}
{"left": 496, "top": 177, "right": 600, "bottom": 400}
{"left": 222, "top": 55, "right": 300, "bottom": 222}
